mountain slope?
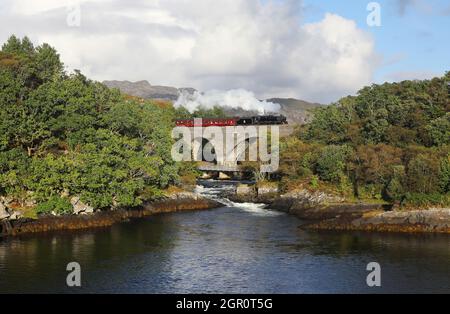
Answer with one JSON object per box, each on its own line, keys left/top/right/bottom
{"left": 103, "top": 80, "right": 195, "bottom": 101}
{"left": 267, "top": 98, "right": 324, "bottom": 125}
{"left": 103, "top": 80, "right": 324, "bottom": 125}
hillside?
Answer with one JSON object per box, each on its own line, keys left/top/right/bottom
{"left": 103, "top": 80, "right": 196, "bottom": 101}
{"left": 279, "top": 72, "right": 450, "bottom": 207}
{"left": 268, "top": 98, "right": 324, "bottom": 125}
{"left": 103, "top": 80, "right": 323, "bottom": 125}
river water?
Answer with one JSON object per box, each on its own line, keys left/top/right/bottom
{"left": 0, "top": 181, "right": 449, "bottom": 294}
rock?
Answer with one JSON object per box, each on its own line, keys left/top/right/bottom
{"left": 61, "top": 189, "right": 70, "bottom": 198}
{"left": 24, "top": 199, "right": 37, "bottom": 207}
{"left": 280, "top": 189, "right": 344, "bottom": 205}
{"left": 71, "top": 197, "right": 94, "bottom": 215}
{"left": 351, "top": 218, "right": 363, "bottom": 227}
{"left": 218, "top": 172, "right": 231, "bottom": 180}
{"left": 200, "top": 173, "right": 213, "bottom": 179}
{"left": 167, "top": 191, "right": 199, "bottom": 201}
{"left": 9, "top": 211, "right": 23, "bottom": 220}
{"left": 111, "top": 197, "right": 119, "bottom": 210}
{"left": 177, "top": 192, "right": 199, "bottom": 200}
{"left": 257, "top": 186, "right": 278, "bottom": 196}
{"left": 311, "top": 208, "right": 450, "bottom": 233}
{"left": 0, "top": 196, "right": 13, "bottom": 207}
{"left": 0, "top": 202, "right": 10, "bottom": 220}
{"left": 236, "top": 184, "right": 255, "bottom": 196}
{"left": 70, "top": 196, "right": 80, "bottom": 206}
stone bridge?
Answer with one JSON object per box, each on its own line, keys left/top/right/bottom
{"left": 172, "top": 125, "right": 294, "bottom": 174}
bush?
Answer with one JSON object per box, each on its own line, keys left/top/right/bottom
{"left": 316, "top": 145, "right": 351, "bottom": 183}
{"left": 439, "top": 155, "right": 450, "bottom": 193}
{"left": 358, "top": 184, "right": 383, "bottom": 200}
{"left": 36, "top": 196, "right": 72, "bottom": 215}
{"left": 310, "top": 175, "right": 319, "bottom": 189}
{"left": 406, "top": 154, "right": 441, "bottom": 194}
{"left": 402, "top": 193, "right": 450, "bottom": 207}
{"left": 382, "top": 165, "right": 406, "bottom": 202}
{"left": 426, "top": 113, "right": 450, "bottom": 146}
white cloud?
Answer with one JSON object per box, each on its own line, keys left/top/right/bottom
{"left": 0, "top": 0, "right": 379, "bottom": 103}
{"left": 175, "top": 89, "right": 280, "bottom": 114}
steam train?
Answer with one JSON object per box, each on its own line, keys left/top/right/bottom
{"left": 175, "top": 115, "right": 288, "bottom": 127}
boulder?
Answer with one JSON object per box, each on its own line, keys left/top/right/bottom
{"left": 0, "top": 196, "right": 13, "bottom": 207}
{"left": 71, "top": 197, "right": 94, "bottom": 215}
{"left": 9, "top": 211, "right": 23, "bottom": 220}
{"left": 24, "top": 199, "right": 37, "bottom": 207}
{"left": 346, "top": 208, "right": 450, "bottom": 232}
{"left": 236, "top": 184, "right": 255, "bottom": 196}
{"left": 0, "top": 202, "right": 10, "bottom": 220}
{"left": 257, "top": 186, "right": 278, "bottom": 196}
{"left": 200, "top": 173, "right": 213, "bottom": 180}
{"left": 280, "top": 189, "right": 344, "bottom": 205}
{"left": 167, "top": 191, "right": 199, "bottom": 200}
{"left": 218, "top": 172, "right": 231, "bottom": 180}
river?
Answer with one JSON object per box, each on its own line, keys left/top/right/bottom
{"left": 0, "top": 181, "right": 449, "bottom": 294}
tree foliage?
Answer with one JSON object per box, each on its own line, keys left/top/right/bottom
{"left": 281, "top": 72, "right": 450, "bottom": 206}
{"left": 0, "top": 35, "right": 187, "bottom": 214}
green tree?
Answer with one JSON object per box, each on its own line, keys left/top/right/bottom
{"left": 426, "top": 113, "right": 450, "bottom": 146}
{"left": 316, "top": 145, "right": 352, "bottom": 183}
{"left": 406, "top": 154, "right": 441, "bottom": 194}
{"left": 439, "top": 154, "right": 450, "bottom": 193}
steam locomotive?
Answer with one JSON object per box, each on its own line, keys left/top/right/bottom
{"left": 175, "top": 115, "right": 288, "bottom": 127}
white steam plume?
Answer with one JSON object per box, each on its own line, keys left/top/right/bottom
{"left": 174, "top": 89, "right": 280, "bottom": 114}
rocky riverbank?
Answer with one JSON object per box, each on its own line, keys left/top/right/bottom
{"left": 231, "top": 184, "right": 450, "bottom": 234}
{"left": 302, "top": 208, "right": 450, "bottom": 234}
{"left": 0, "top": 193, "right": 222, "bottom": 238}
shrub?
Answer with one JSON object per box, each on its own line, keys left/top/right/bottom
{"left": 426, "top": 113, "right": 450, "bottom": 146}
{"left": 439, "top": 155, "right": 450, "bottom": 193}
{"left": 358, "top": 184, "right": 383, "bottom": 200}
{"left": 310, "top": 175, "right": 319, "bottom": 189}
{"left": 316, "top": 145, "right": 351, "bottom": 183}
{"left": 36, "top": 196, "right": 72, "bottom": 215}
{"left": 402, "top": 193, "right": 450, "bottom": 207}
{"left": 382, "top": 165, "right": 406, "bottom": 202}
{"left": 406, "top": 154, "right": 441, "bottom": 194}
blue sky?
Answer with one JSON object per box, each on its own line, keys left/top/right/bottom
{"left": 301, "top": 0, "right": 450, "bottom": 83}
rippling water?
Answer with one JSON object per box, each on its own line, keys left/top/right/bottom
{"left": 0, "top": 182, "right": 449, "bottom": 293}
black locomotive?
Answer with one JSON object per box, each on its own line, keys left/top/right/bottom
{"left": 237, "top": 115, "right": 288, "bottom": 125}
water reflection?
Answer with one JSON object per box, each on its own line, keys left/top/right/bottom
{"left": 0, "top": 206, "right": 449, "bottom": 293}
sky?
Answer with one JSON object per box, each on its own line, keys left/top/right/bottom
{"left": 0, "top": 0, "right": 449, "bottom": 104}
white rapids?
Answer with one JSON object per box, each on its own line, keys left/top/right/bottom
{"left": 195, "top": 183, "right": 282, "bottom": 217}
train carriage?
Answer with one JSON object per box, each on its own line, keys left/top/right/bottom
{"left": 175, "top": 115, "right": 287, "bottom": 127}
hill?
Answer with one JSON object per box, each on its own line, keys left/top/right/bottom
{"left": 103, "top": 80, "right": 323, "bottom": 125}
{"left": 267, "top": 98, "right": 324, "bottom": 125}
{"left": 103, "top": 80, "right": 196, "bottom": 101}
